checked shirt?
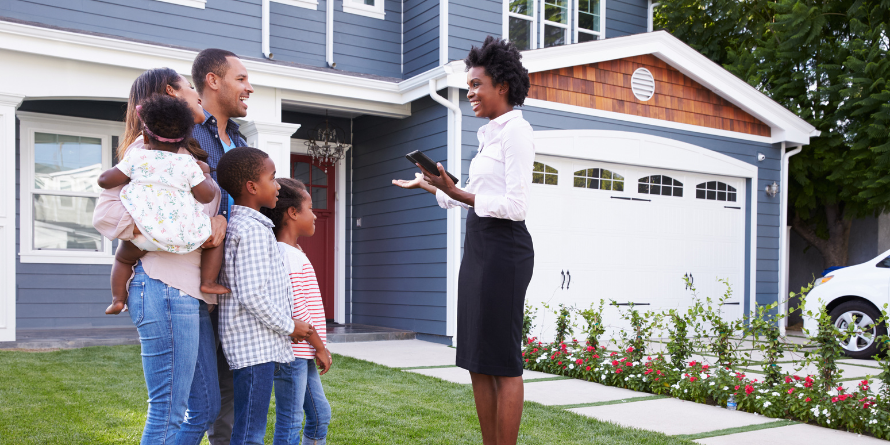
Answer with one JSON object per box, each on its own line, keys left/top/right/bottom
{"left": 218, "top": 205, "right": 295, "bottom": 370}
{"left": 192, "top": 109, "right": 247, "bottom": 217}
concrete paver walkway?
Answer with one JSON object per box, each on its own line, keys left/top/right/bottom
{"left": 330, "top": 339, "right": 889, "bottom": 444}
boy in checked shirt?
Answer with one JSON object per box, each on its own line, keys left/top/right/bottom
{"left": 215, "top": 147, "right": 315, "bottom": 445}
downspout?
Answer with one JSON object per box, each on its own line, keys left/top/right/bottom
{"left": 439, "top": 0, "right": 448, "bottom": 66}
{"left": 778, "top": 142, "right": 803, "bottom": 336}
{"left": 327, "top": 0, "right": 335, "bottom": 67}
{"left": 262, "top": 0, "right": 273, "bottom": 59}
{"left": 429, "top": 76, "right": 463, "bottom": 345}
{"left": 647, "top": 1, "right": 661, "bottom": 33}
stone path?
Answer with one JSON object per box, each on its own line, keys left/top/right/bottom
{"left": 328, "top": 339, "right": 889, "bottom": 444}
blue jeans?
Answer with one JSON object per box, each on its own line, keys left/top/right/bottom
{"left": 129, "top": 262, "right": 220, "bottom": 445}
{"left": 231, "top": 362, "right": 278, "bottom": 445}
{"left": 273, "top": 359, "right": 332, "bottom": 445}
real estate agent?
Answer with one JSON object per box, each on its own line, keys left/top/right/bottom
{"left": 393, "top": 36, "right": 535, "bottom": 445}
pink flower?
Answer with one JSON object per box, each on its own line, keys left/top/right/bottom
{"left": 616, "top": 368, "right": 623, "bottom": 374}
{"left": 532, "top": 348, "right": 538, "bottom": 353}
{"left": 690, "top": 377, "right": 697, "bottom": 382}
{"left": 805, "top": 397, "right": 811, "bottom": 402}
{"left": 689, "top": 361, "right": 697, "bottom": 367}
{"left": 612, "top": 360, "right": 620, "bottom": 367}
{"left": 787, "top": 388, "right": 794, "bottom": 394}
{"left": 576, "top": 359, "right": 584, "bottom": 365}
{"left": 592, "top": 354, "right": 600, "bottom": 359}
{"left": 702, "top": 364, "right": 709, "bottom": 371}
{"left": 626, "top": 347, "right": 634, "bottom": 353}
{"left": 734, "top": 385, "right": 739, "bottom": 390}
{"left": 610, "top": 352, "right": 618, "bottom": 357}
{"left": 785, "top": 376, "right": 792, "bottom": 384}
{"left": 832, "top": 397, "right": 838, "bottom": 403}
{"left": 744, "top": 385, "right": 754, "bottom": 395}
{"left": 586, "top": 366, "right": 591, "bottom": 371}
{"left": 557, "top": 361, "right": 563, "bottom": 365}
{"left": 586, "top": 346, "right": 594, "bottom": 352}
{"left": 655, "top": 377, "right": 659, "bottom": 381}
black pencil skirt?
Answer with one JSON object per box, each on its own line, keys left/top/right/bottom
{"left": 456, "top": 208, "right": 535, "bottom": 377}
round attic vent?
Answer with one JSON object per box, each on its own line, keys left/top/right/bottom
{"left": 631, "top": 68, "right": 655, "bottom": 101}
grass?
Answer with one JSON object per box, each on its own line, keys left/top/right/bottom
{"left": 0, "top": 346, "right": 695, "bottom": 445}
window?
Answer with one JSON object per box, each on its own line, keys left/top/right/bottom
{"left": 18, "top": 112, "right": 122, "bottom": 264}
{"left": 638, "top": 175, "right": 683, "bottom": 197}
{"left": 532, "top": 162, "right": 558, "bottom": 185}
{"left": 696, "top": 181, "right": 737, "bottom": 202}
{"left": 542, "top": 0, "right": 570, "bottom": 47}
{"left": 292, "top": 161, "right": 330, "bottom": 209}
{"left": 575, "top": 0, "right": 604, "bottom": 42}
{"left": 343, "top": 0, "right": 385, "bottom": 20}
{"left": 506, "top": 0, "right": 537, "bottom": 50}
{"left": 573, "top": 168, "right": 623, "bottom": 191}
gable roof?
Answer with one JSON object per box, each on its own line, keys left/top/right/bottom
{"left": 445, "top": 31, "right": 819, "bottom": 145}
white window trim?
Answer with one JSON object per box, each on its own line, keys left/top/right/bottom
{"left": 503, "top": 0, "right": 538, "bottom": 51}
{"left": 574, "top": 0, "right": 605, "bottom": 42}
{"left": 153, "top": 0, "right": 206, "bottom": 9}
{"left": 17, "top": 112, "right": 124, "bottom": 265}
{"left": 272, "top": 0, "right": 318, "bottom": 10}
{"left": 540, "top": 0, "right": 571, "bottom": 48}
{"left": 343, "top": 0, "right": 385, "bottom": 20}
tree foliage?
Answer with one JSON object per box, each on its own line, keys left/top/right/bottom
{"left": 655, "top": 0, "right": 890, "bottom": 266}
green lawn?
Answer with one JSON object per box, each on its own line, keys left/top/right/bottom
{"left": 0, "top": 346, "right": 692, "bottom": 444}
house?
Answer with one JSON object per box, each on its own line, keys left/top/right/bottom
{"left": 0, "top": 0, "right": 818, "bottom": 344}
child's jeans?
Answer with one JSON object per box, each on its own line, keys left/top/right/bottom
{"left": 273, "top": 358, "right": 332, "bottom": 445}
{"left": 231, "top": 361, "right": 278, "bottom": 445}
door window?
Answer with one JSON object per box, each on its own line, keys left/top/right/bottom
{"left": 696, "top": 181, "right": 737, "bottom": 202}
{"left": 532, "top": 161, "right": 558, "bottom": 185}
{"left": 638, "top": 175, "right": 683, "bottom": 197}
{"left": 292, "top": 161, "right": 329, "bottom": 210}
{"left": 573, "top": 168, "right": 624, "bottom": 191}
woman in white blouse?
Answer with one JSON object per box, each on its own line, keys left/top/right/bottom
{"left": 393, "top": 36, "right": 535, "bottom": 445}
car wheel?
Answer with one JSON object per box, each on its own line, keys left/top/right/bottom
{"left": 829, "top": 300, "right": 886, "bottom": 359}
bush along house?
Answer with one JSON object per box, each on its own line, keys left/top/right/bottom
{"left": 0, "top": 0, "right": 817, "bottom": 344}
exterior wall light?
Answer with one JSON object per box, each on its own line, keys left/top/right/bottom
{"left": 765, "top": 181, "right": 779, "bottom": 197}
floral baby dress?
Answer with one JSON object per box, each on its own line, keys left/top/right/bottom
{"left": 117, "top": 147, "right": 211, "bottom": 253}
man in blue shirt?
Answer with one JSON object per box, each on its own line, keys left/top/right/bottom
{"left": 190, "top": 48, "right": 253, "bottom": 445}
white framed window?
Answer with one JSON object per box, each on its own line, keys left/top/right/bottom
{"left": 504, "top": 0, "right": 538, "bottom": 51}
{"left": 638, "top": 175, "right": 683, "bottom": 197}
{"left": 574, "top": 168, "right": 624, "bottom": 191}
{"left": 575, "top": 0, "right": 604, "bottom": 42}
{"left": 343, "top": 0, "right": 385, "bottom": 20}
{"left": 17, "top": 112, "right": 124, "bottom": 264}
{"left": 532, "top": 161, "right": 558, "bottom": 185}
{"left": 541, "top": 0, "right": 570, "bottom": 48}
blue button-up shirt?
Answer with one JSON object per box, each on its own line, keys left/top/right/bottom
{"left": 192, "top": 109, "right": 247, "bottom": 217}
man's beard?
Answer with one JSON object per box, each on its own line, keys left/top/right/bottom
{"left": 220, "top": 83, "right": 246, "bottom": 118}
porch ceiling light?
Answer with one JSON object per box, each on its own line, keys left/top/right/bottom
{"left": 305, "top": 111, "right": 349, "bottom": 169}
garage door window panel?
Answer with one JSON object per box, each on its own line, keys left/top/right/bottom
{"left": 573, "top": 168, "right": 623, "bottom": 191}
{"left": 532, "top": 161, "right": 558, "bottom": 185}
{"left": 638, "top": 175, "right": 683, "bottom": 197}
{"left": 696, "top": 181, "right": 736, "bottom": 202}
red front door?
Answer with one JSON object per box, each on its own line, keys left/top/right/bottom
{"left": 291, "top": 154, "right": 335, "bottom": 321}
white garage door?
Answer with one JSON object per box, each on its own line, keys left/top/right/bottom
{"left": 525, "top": 154, "right": 746, "bottom": 342}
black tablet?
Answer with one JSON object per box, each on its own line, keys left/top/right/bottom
{"left": 406, "top": 150, "right": 459, "bottom": 184}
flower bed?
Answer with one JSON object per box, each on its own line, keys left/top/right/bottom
{"left": 522, "top": 339, "right": 890, "bottom": 438}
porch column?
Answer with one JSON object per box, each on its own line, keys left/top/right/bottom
{"left": 0, "top": 94, "right": 24, "bottom": 342}
{"left": 240, "top": 121, "right": 301, "bottom": 180}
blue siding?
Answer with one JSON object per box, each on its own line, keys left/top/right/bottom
{"left": 448, "top": 0, "right": 501, "bottom": 63}
{"left": 15, "top": 101, "right": 130, "bottom": 329}
{"left": 460, "top": 103, "right": 783, "bottom": 311}
{"left": 606, "top": 0, "right": 648, "bottom": 38}
{"left": 333, "top": 0, "right": 402, "bottom": 77}
{"left": 403, "top": 0, "right": 439, "bottom": 78}
{"left": 346, "top": 137, "right": 353, "bottom": 322}
{"left": 349, "top": 96, "right": 448, "bottom": 334}
{"left": 1, "top": 0, "right": 263, "bottom": 58}
{"left": 270, "top": 0, "right": 327, "bottom": 68}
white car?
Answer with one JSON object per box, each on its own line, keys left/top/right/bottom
{"left": 803, "top": 249, "right": 890, "bottom": 359}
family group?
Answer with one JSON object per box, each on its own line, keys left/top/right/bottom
{"left": 91, "top": 48, "right": 331, "bottom": 445}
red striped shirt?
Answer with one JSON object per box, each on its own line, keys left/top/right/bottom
{"left": 277, "top": 243, "right": 327, "bottom": 359}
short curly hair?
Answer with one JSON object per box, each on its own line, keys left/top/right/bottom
{"left": 138, "top": 94, "right": 194, "bottom": 144}
{"left": 464, "top": 36, "right": 530, "bottom": 107}
{"left": 260, "top": 178, "right": 309, "bottom": 233}
{"left": 216, "top": 146, "right": 269, "bottom": 199}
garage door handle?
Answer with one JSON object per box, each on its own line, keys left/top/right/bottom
{"left": 725, "top": 206, "right": 741, "bottom": 209}
{"left": 560, "top": 270, "right": 565, "bottom": 289}
{"left": 611, "top": 196, "right": 631, "bottom": 200}
{"left": 612, "top": 303, "right": 651, "bottom": 306}
{"left": 632, "top": 198, "right": 651, "bottom": 202}
{"left": 566, "top": 270, "right": 571, "bottom": 290}
{"left": 722, "top": 302, "right": 740, "bottom": 305}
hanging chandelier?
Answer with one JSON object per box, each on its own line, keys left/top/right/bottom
{"left": 304, "top": 112, "right": 349, "bottom": 168}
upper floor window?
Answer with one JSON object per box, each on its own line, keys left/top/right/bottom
{"left": 576, "top": 0, "right": 604, "bottom": 42}
{"left": 574, "top": 168, "right": 624, "bottom": 191}
{"left": 639, "top": 175, "right": 683, "bottom": 197}
{"left": 696, "top": 181, "right": 737, "bottom": 202}
{"left": 506, "top": 0, "right": 538, "bottom": 50}
{"left": 17, "top": 112, "right": 123, "bottom": 265}
{"left": 542, "top": 0, "right": 570, "bottom": 47}
{"left": 532, "top": 161, "right": 558, "bottom": 185}
{"left": 343, "top": 0, "right": 385, "bottom": 20}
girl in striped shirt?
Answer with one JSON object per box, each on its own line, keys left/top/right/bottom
{"left": 261, "top": 178, "right": 333, "bottom": 445}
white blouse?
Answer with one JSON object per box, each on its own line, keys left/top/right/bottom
{"left": 436, "top": 110, "right": 535, "bottom": 221}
